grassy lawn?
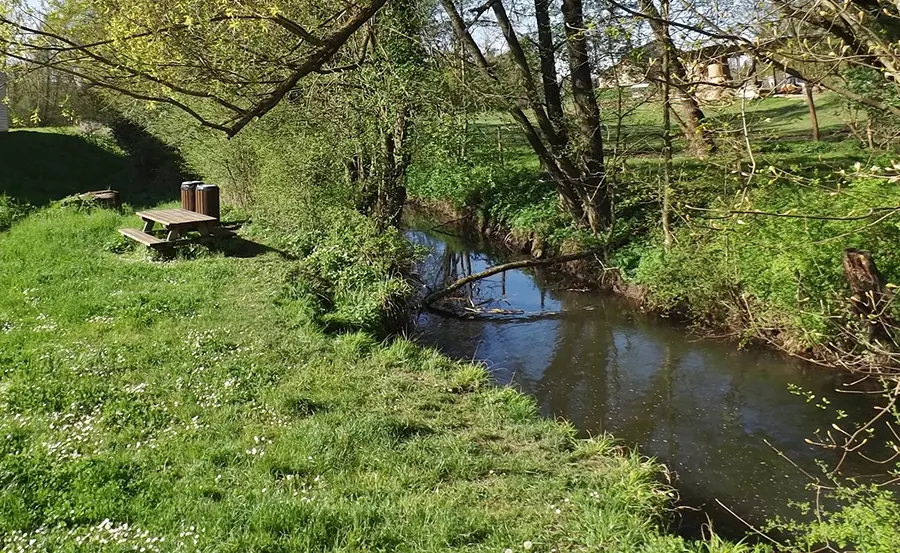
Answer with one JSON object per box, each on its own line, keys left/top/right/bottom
{"left": 415, "top": 92, "right": 873, "bottom": 241}
{"left": 464, "top": 92, "right": 857, "bottom": 166}
{"left": 0, "top": 125, "right": 747, "bottom": 551}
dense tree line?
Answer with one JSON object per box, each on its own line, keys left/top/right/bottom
{"left": 3, "top": 0, "right": 899, "bottom": 230}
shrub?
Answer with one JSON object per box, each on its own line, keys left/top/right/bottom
{"left": 627, "top": 167, "right": 900, "bottom": 348}
{"left": 0, "top": 195, "right": 31, "bottom": 231}
{"left": 139, "top": 108, "right": 415, "bottom": 333}
{"left": 270, "top": 207, "right": 413, "bottom": 333}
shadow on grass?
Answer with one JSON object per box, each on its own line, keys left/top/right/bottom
{"left": 213, "top": 235, "right": 292, "bottom": 259}
{"left": 153, "top": 226, "right": 292, "bottom": 260}
{"left": 0, "top": 122, "right": 197, "bottom": 209}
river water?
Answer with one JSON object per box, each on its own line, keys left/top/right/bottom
{"left": 408, "top": 223, "right": 884, "bottom": 539}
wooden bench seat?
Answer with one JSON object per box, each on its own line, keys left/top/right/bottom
{"left": 118, "top": 228, "right": 167, "bottom": 247}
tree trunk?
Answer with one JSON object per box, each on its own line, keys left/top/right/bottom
{"left": 805, "top": 84, "right": 820, "bottom": 142}
{"left": 374, "top": 108, "right": 411, "bottom": 231}
{"left": 506, "top": 107, "right": 585, "bottom": 222}
{"left": 660, "top": 0, "right": 674, "bottom": 252}
{"left": 351, "top": 154, "right": 378, "bottom": 216}
{"left": 439, "top": 0, "right": 586, "bottom": 225}
{"left": 440, "top": 0, "right": 613, "bottom": 233}
{"left": 561, "top": 0, "right": 611, "bottom": 232}
{"left": 867, "top": 116, "right": 876, "bottom": 150}
{"left": 533, "top": 0, "right": 566, "bottom": 140}
{"left": 490, "top": 1, "right": 566, "bottom": 152}
{"left": 637, "top": 0, "right": 715, "bottom": 157}
{"left": 842, "top": 248, "right": 895, "bottom": 344}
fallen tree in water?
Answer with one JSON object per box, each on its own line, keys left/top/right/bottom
{"left": 423, "top": 251, "right": 597, "bottom": 305}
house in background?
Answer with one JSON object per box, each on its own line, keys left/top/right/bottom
{"left": 0, "top": 72, "right": 9, "bottom": 132}
{"left": 596, "top": 40, "right": 811, "bottom": 102}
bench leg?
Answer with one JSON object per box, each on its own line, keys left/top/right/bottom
{"left": 142, "top": 219, "right": 155, "bottom": 233}
{"left": 166, "top": 228, "right": 180, "bottom": 242}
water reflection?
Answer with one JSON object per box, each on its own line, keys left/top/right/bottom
{"left": 410, "top": 226, "right": 881, "bottom": 537}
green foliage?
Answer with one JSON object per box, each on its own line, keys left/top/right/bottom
{"left": 141, "top": 106, "right": 414, "bottom": 333}
{"left": 406, "top": 132, "right": 575, "bottom": 242}
{"left": 408, "top": 158, "right": 546, "bottom": 215}
{"left": 0, "top": 194, "right": 30, "bottom": 231}
{"left": 4, "top": 66, "right": 105, "bottom": 128}
{"left": 0, "top": 193, "right": 726, "bottom": 552}
{"left": 769, "top": 485, "right": 900, "bottom": 552}
{"left": 627, "top": 169, "right": 900, "bottom": 347}
{"left": 142, "top": 104, "right": 354, "bottom": 211}
{"left": 271, "top": 207, "right": 413, "bottom": 334}
{"left": 843, "top": 67, "right": 900, "bottom": 147}
{"left": 805, "top": 486, "right": 900, "bottom": 552}
{"left": 768, "top": 375, "right": 900, "bottom": 553}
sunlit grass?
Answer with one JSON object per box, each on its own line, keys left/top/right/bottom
{"left": 0, "top": 205, "right": 747, "bottom": 551}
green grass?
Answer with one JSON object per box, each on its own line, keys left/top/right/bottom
{"left": 411, "top": 92, "right": 877, "bottom": 250}
{"left": 602, "top": 91, "right": 851, "bottom": 141}
{"left": 453, "top": 92, "right": 857, "bottom": 167}
{"left": 0, "top": 196, "right": 762, "bottom": 551}
{"left": 0, "top": 129, "right": 132, "bottom": 207}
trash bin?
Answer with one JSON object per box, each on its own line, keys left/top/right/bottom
{"left": 181, "top": 181, "right": 201, "bottom": 211}
{"left": 195, "top": 184, "right": 220, "bottom": 221}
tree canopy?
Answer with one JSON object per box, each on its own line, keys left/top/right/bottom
{"left": 3, "top": 0, "right": 387, "bottom": 135}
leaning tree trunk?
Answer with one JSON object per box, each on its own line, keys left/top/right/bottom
{"left": 440, "top": 0, "right": 613, "bottom": 233}
{"left": 439, "top": 0, "right": 588, "bottom": 227}
{"left": 842, "top": 248, "right": 895, "bottom": 344}
{"left": 637, "top": 0, "right": 715, "bottom": 158}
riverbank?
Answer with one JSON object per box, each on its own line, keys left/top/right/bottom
{"left": 0, "top": 198, "right": 760, "bottom": 551}
{"left": 409, "top": 221, "right": 881, "bottom": 539}
{"left": 407, "top": 150, "right": 900, "bottom": 369}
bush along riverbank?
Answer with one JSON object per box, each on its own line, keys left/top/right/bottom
{"left": 407, "top": 151, "right": 900, "bottom": 371}
{"left": 0, "top": 131, "right": 766, "bottom": 551}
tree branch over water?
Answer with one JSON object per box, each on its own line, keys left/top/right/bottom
{"left": 424, "top": 251, "right": 596, "bottom": 305}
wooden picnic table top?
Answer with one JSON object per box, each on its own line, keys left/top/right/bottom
{"left": 136, "top": 208, "right": 217, "bottom": 227}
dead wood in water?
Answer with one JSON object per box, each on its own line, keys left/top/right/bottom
{"left": 423, "top": 251, "right": 596, "bottom": 305}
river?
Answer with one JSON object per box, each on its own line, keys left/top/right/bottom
{"left": 407, "top": 222, "right": 885, "bottom": 539}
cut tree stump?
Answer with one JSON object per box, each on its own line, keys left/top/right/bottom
{"left": 80, "top": 190, "right": 120, "bottom": 209}
{"left": 842, "top": 248, "right": 895, "bottom": 342}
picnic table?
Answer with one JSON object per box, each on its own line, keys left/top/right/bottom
{"left": 119, "top": 208, "right": 218, "bottom": 247}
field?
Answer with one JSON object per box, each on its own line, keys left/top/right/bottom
{"left": 459, "top": 92, "right": 858, "bottom": 167}
{"left": 0, "top": 129, "right": 755, "bottom": 552}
